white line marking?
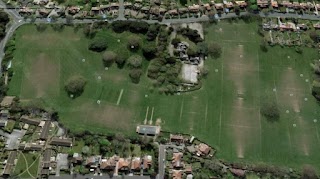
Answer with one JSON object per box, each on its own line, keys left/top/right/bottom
{"left": 116, "top": 89, "right": 124, "bottom": 105}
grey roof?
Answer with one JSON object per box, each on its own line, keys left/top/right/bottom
{"left": 40, "top": 121, "right": 51, "bottom": 140}
{"left": 20, "top": 116, "right": 41, "bottom": 125}
{"left": 50, "top": 137, "right": 72, "bottom": 147}
{"left": 136, "top": 125, "right": 159, "bottom": 135}
{"left": 3, "top": 151, "right": 17, "bottom": 175}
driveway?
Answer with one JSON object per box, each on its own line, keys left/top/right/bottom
{"left": 0, "top": 129, "right": 26, "bottom": 149}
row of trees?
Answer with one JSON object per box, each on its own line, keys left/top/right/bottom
{"left": 0, "top": 11, "right": 9, "bottom": 41}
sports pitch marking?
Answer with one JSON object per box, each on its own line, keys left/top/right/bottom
{"left": 116, "top": 89, "right": 124, "bottom": 106}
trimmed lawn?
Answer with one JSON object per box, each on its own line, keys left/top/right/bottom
{"left": 8, "top": 22, "right": 320, "bottom": 170}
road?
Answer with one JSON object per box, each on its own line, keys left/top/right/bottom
{"left": 157, "top": 145, "right": 166, "bottom": 179}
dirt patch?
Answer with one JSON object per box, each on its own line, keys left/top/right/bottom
{"left": 24, "top": 53, "right": 59, "bottom": 98}
{"left": 223, "top": 44, "right": 260, "bottom": 158}
{"left": 278, "top": 69, "right": 310, "bottom": 156}
{"left": 86, "top": 103, "right": 134, "bottom": 131}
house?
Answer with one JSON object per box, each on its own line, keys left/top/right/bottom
{"left": 72, "top": 153, "right": 83, "bottom": 164}
{"left": 110, "top": 3, "right": 120, "bottom": 10}
{"left": 313, "top": 23, "right": 320, "bottom": 29}
{"left": 185, "top": 165, "right": 192, "bottom": 174}
{"left": 172, "top": 170, "right": 183, "bottom": 179}
{"left": 91, "top": 7, "right": 100, "bottom": 15}
{"left": 0, "top": 110, "right": 9, "bottom": 120}
{"left": 196, "top": 143, "right": 211, "bottom": 156}
{"left": 131, "top": 157, "right": 141, "bottom": 171}
{"left": 170, "top": 134, "right": 184, "bottom": 143}
{"left": 279, "top": 22, "right": 296, "bottom": 31}
{"left": 85, "top": 155, "right": 101, "bottom": 168}
{"left": 0, "top": 96, "right": 15, "bottom": 107}
{"left": 20, "top": 115, "right": 41, "bottom": 126}
{"left": 3, "top": 151, "right": 17, "bottom": 176}
{"left": 19, "top": 7, "right": 34, "bottom": 15}
{"left": 172, "top": 152, "right": 183, "bottom": 169}
{"left": 50, "top": 137, "right": 72, "bottom": 147}
{"left": 40, "top": 121, "right": 51, "bottom": 140}
{"left": 68, "top": 6, "right": 80, "bottom": 15}
{"left": 19, "top": 143, "right": 43, "bottom": 151}
{"left": 280, "top": 1, "right": 293, "bottom": 8}
{"left": 136, "top": 125, "right": 160, "bottom": 136}
{"left": 297, "top": 24, "right": 308, "bottom": 30}
{"left": 143, "top": 155, "right": 152, "bottom": 170}
{"left": 271, "top": 0, "right": 278, "bottom": 8}
{"left": 235, "top": 1, "right": 248, "bottom": 8}
{"left": 41, "top": 149, "right": 52, "bottom": 177}
{"left": 0, "top": 119, "right": 7, "bottom": 127}
{"left": 100, "top": 155, "right": 118, "bottom": 170}
{"left": 118, "top": 158, "right": 131, "bottom": 171}
{"left": 224, "top": 1, "right": 234, "bottom": 9}
{"left": 215, "top": 3, "right": 224, "bottom": 10}
{"left": 203, "top": 3, "right": 212, "bottom": 11}
{"left": 38, "top": 9, "right": 50, "bottom": 16}
{"left": 257, "top": 0, "right": 269, "bottom": 8}
{"left": 178, "top": 8, "right": 188, "bottom": 14}
{"left": 188, "top": 4, "right": 200, "bottom": 13}
{"left": 124, "top": 2, "right": 133, "bottom": 9}
{"left": 168, "top": 9, "right": 178, "bottom": 15}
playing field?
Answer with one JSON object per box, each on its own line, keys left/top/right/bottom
{"left": 8, "top": 22, "right": 320, "bottom": 169}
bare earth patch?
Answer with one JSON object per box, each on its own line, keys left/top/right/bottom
{"left": 23, "top": 53, "right": 59, "bottom": 98}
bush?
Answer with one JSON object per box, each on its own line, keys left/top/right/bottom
{"left": 302, "top": 165, "right": 318, "bottom": 179}
{"left": 129, "top": 69, "right": 143, "bottom": 84}
{"left": 171, "top": 38, "right": 181, "bottom": 47}
{"left": 142, "top": 43, "right": 157, "bottom": 59}
{"left": 127, "top": 36, "right": 141, "bottom": 51}
{"left": 89, "top": 38, "right": 107, "bottom": 52}
{"left": 260, "top": 40, "right": 268, "bottom": 52}
{"left": 197, "top": 42, "right": 209, "bottom": 56}
{"left": 261, "top": 101, "right": 280, "bottom": 122}
{"left": 65, "top": 76, "right": 87, "bottom": 98}
{"left": 128, "top": 55, "right": 143, "bottom": 68}
{"left": 208, "top": 43, "right": 222, "bottom": 58}
{"left": 102, "top": 51, "right": 117, "bottom": 67}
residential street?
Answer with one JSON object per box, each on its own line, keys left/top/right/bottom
{"left": 157, "top": 145, "right": 166, "bottom": 179}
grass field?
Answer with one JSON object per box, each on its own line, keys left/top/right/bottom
{"left": 8, "top": 22, "right": 320, "bottom": 170}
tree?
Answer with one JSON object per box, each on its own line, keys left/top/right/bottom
{"left": 197, "top": 42, "right": 209, "bottom": 56}
{"left": 128, "top": 55, "right": 143, "bottom": 68}
{"left": 260, "top": 40, "right": 268, "bottom": 52}
{"left": 208, "top": 43, "right": 222, "bottom": 58}
{"left": 261, "top": 101, "right": 280, "bottom": 122}
{"left": 309, "top": 31, "right": 319, "bottom": 43}
{"left": 89, "top": 38, "right": 107, "bottom": 52}
{"left": 142, "top": 43, "right": 157, "bottom": 59}
{"left": 302, "top": 165, "right": 318, "bottom": 179}
{"left": 65, "top": 76, "right": 87, "bottom": 98}
{"left": 187, "top": 47, "right": 197, "bottom": 56}
{"left": 171, "top": 38, "right": 181, "bottom": 47}
{"left": 102, "top": 51, "right": 117, "bottom": 67}
{"left": 129, "top": 69, "right": 143, "bottom": 84}
{"left": 127, "top": 36, "right": 141, "bottom": 51}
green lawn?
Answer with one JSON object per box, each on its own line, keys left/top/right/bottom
{"left": 13, "top": 152, "right": 39, "bottom": 178}
{"left": 8, "top": 22, "right": 320, "bottom": 170}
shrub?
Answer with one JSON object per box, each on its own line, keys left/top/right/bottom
{"left": 127, "top": 36, "right": 141, "bottom": 51}
{"left": 261, "top": 101, "right": 280, "bottom": 122}
{"left": 102, "top": 51, "right": 117, "bottom": 67}
{"left": 129, "top": 69, "right": 143, "bottom": 84}
{"left": 128, "top": 55, "right": 143, "bottom": 68}
{"left": 208, "top": 43, "right": 222, "bottom": 58}
{"left": 65, "top": 76, "right": 87, "bottom": 98}
{"left": 142, "top": 43, "right": 157, "bottom": 59}
{"left": 89, "top": 38, "right": 107, "bottom": 52}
